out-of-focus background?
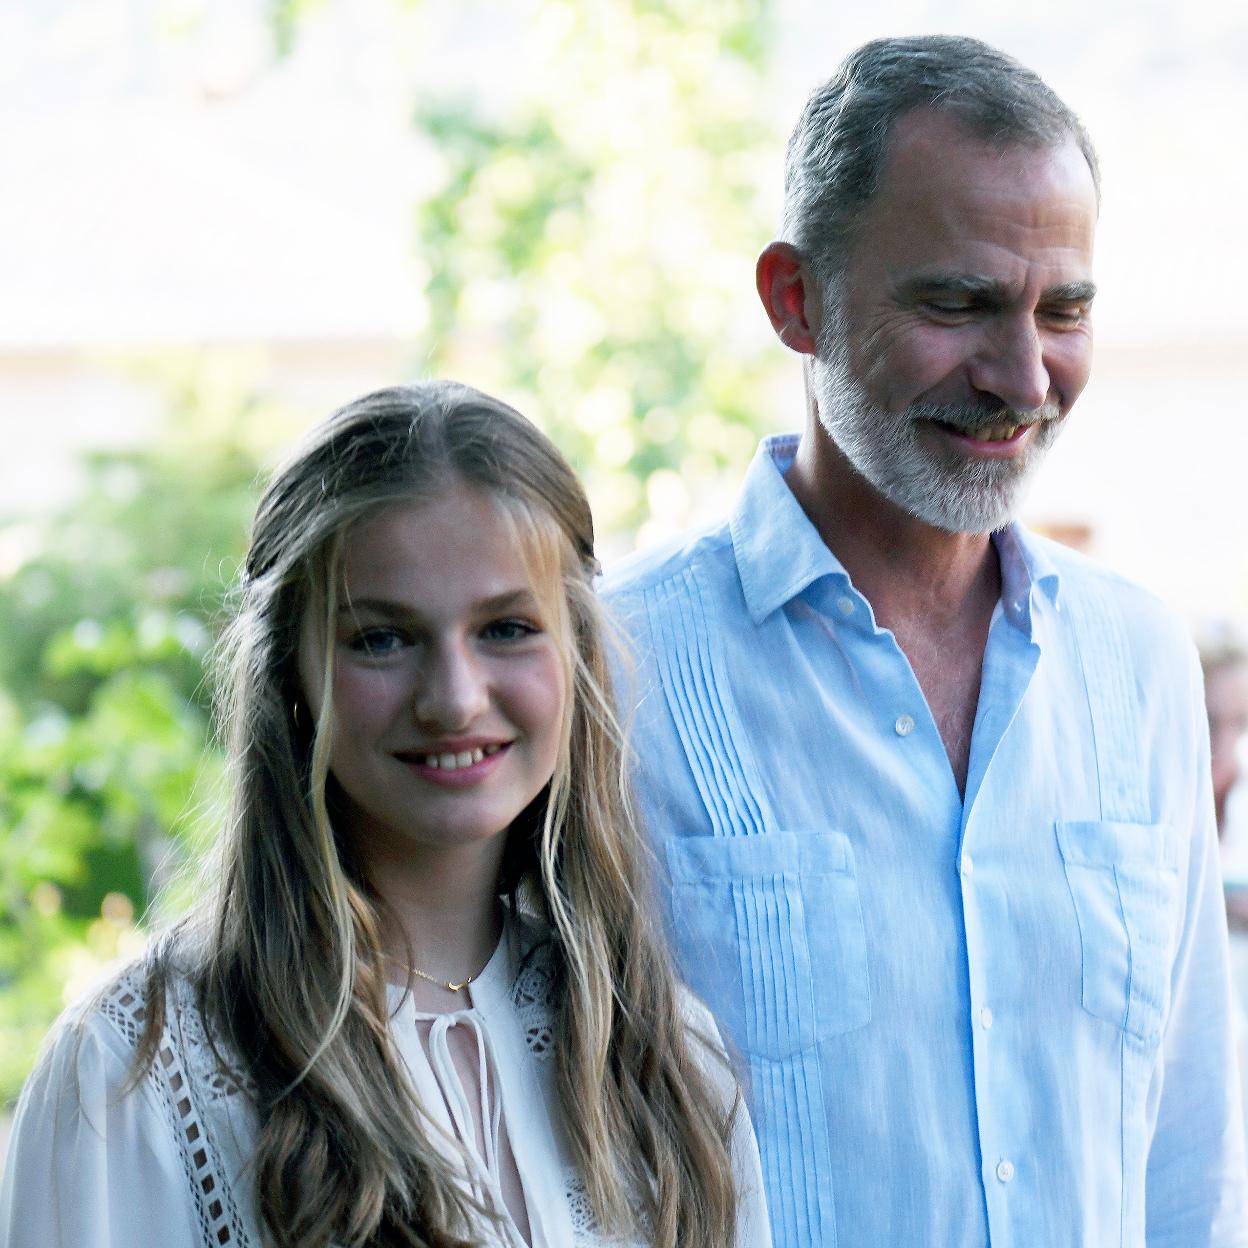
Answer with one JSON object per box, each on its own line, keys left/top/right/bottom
{"left": 3, "top": 0, "right": 1248, "bottom": 1151}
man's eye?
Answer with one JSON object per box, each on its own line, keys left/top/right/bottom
{"left": 1042, "top": 306, "right": 1088, "bottom": 328}
{"left": 483, "top": 619, "right": 539, "bottom": 642}
{"left": 922, "top": 300, "right": 973, "bottom": 317}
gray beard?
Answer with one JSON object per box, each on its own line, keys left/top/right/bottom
{"left": 810, "top": 318, "right": 1063, "bottom": 535}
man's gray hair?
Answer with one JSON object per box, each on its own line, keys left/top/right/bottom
{"left": 780, "top": 35, "right": 1100, "bottom": 285}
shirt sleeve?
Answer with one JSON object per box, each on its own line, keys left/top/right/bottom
{"left": 0, "top": 1008, "right": 203, "bottom": 1248}
{"left": 1146, "top": 648, "right": 1248, "bottom": 1246}
{"left": 678, "top": 990, "right": 773, "bottom": 1248}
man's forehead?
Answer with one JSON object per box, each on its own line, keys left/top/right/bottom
{"left": 845, "top": 113, "right": 1098, "bottom": 280}
{"left": 876, "top": 107, "right": 1097, "bottom": 212}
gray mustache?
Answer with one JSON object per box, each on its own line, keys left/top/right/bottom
{"left": 909, "top": 400, "right": 1061, "bottom": 432}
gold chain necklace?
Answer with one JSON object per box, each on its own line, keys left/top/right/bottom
{"left": 388, "top": 915, "right": 502, "bottom": 994}
{"left": 391, "top": 945, "right": 496, "bottom": 995}
{"left": 407, "top": 965, "right": 480, "bottom": 994}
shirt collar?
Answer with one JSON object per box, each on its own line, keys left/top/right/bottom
{"left": 729, "top": 434, "right": 854, "bottom": 625}
{"left": 729, "top": 434, "right": 1064, "bottom": 630}
{"left": 994, "top": 522, "right": 1063, "bottom": 637}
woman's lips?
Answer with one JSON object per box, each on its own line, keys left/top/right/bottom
{"left": 394, "top": 742, "right": 511, "bottom": 784}
{"left": 411, "top": 743, "right": 504, "bottom": 770}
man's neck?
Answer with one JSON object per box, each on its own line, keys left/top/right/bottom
{"left": 785, "top": 425, "right": 1002, "bottom": 797}
{"left": 785, "top": 428, "right": 1001, "bottom": 630}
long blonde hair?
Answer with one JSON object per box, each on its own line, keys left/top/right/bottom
{"left": 137, "top": 381, "right": 739, "bottom": 1247}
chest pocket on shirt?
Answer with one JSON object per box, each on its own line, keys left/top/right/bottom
{"left": 1056, "top": 820, "right": 1181, "bottom": 1045}
{"left": 665, "top": 830, "right": 871, "bottom": 1060}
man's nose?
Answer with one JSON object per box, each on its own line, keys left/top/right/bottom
{"left": 968, "top": 315, "right": 1051, "bottom": 414}
{"left": 413, "top": 641, "right": 489, "bottom": 731}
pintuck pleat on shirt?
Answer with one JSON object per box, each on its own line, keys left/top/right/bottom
{"left": 641, "top": 565, "right": 841, "bottom": 1242}
{"left": 646, "top": 570, "right": 767, "bottom": 839}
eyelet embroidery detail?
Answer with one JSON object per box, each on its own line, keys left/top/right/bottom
{"left": 509, "top": 937, "right": 646, "bottom": 1246}
{"left": 92, "top": 937, "right": 648, "bottom": 1247}
{"left": 564, "top": 1165, "right": 603, "bottom": 1242}
{"left": 100, "top": 971, "right": 253, "bottom": 1248}
{"left": 511, "top": 939, "right": 558, "bottom": 1061}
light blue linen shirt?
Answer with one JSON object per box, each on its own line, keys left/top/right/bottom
{"left": 602, "top": 434, "right": 1248, "bottom": 1248}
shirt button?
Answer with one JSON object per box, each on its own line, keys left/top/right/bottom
{"left": 961, "top": 852, "right": 974, "bottom": 878}
{"left": 837, "top": 595, "right": 855, "bottom": 616}
{"left": 996, "top": 1159, "right": 1015, "bottom": 1183}
{"left": 980, "top": 1006, "right": 994, "bottom": 1030}
{"left": 894, "top": 714, "right": 915, "bottom": 737}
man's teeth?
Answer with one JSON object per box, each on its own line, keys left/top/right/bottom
{"left": 421, "top": 744, "right": 502, "bottom": 770}
{"left": 968, "top": 424, "right": 1022, "bottom": 442}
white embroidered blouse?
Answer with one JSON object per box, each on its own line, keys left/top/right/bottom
{"left": 0, "top": 915, "right": 770, "bottom": 1247}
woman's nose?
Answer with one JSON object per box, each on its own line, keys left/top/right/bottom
{"left": 412, "top": 641, "right": 489, "bottom": 731}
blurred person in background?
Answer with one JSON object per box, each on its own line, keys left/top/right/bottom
{"left": 1204, "top": 641, "right": 1248, "bottom": 842}
{"left": 604, "top": 33, "right": 1247, "bottom": 1248}
{"left": 1201, "top": 638, "right": 1248, "bottom": 1149}
{"left": 1203, "top": 638, "right": 1248, "bottom": 926}
{"left": 0, "top": 382, "right": 768, "bottom": 1248}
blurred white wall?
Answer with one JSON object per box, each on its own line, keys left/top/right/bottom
{"left": 3, "top": 0, "right": 1247, "bottom": 619}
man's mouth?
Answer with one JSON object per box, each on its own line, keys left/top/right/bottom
{"left": 931, "top": 419, "right": 1032, "bottom": 444}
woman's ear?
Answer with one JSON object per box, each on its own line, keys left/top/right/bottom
{"left": 755, "top": 241, "right": 819, "bottom": 356}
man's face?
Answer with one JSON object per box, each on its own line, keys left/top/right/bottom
{"left": 810, "top": 108, "right": 1099, "bottom": 533}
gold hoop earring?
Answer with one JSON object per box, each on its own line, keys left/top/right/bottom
{"left": 291, "top": 701, "right": 303, "bottom": 728}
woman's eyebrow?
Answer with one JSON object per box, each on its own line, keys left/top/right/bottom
{"left": 337, "top": 589, "right": 537, "bottom": 617}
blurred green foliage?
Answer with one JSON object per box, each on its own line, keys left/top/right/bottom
{"left": 2, "top": 0, "right": 783, "bottom": 1103}
{"left": 412, "top": 0, "right": 781, "bottom": 539}
{"left": 0, "top": 353, "right": 301, "bottom": 1101}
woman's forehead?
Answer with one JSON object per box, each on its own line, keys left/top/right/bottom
{"left": 334, "top": 489, "right": 563, "bottom": 616}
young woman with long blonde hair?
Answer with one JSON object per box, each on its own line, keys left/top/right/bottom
{"left": 0, "top": 381, "right": 769, "bottom": 1247}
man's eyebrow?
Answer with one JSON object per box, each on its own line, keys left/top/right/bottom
{"left": 1042, "top": 280, "right": 1097, "bottom": 304}
{"left": 897, "top": 273, "right": 1011, "bottom": 303}
{"left": 896, "top": 273, "right": 1097, "bottom": 305}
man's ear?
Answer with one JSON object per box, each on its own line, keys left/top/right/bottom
{"left": 756, "top": 241, "right": 819, "bottom": 356}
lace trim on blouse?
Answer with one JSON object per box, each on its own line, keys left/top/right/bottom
{"left": 512, "top": 941, "right": 637, "bottom": 1246}
{"left": 99, "top": 971, "right": 254, "bottom": 1248}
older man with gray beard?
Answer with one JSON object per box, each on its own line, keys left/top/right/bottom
{"left": 603, "top": 34, "right": 1248, "bottom": 1248}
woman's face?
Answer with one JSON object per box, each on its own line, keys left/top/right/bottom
{"left": 297, "top": 485, "right": 567, "bottom": 870}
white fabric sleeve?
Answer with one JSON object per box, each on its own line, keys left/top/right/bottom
{"left": 0, "top": 1008, "right": 202, "bottom": 1248}
{"left": 678, "top": 990, "right": 773, "bottom": 1248}
{"left": 1145, "top": 648, "right": 1248, "bottom": 1246}
{"left": 727, "top": 1078, "right": 772, "bottom": 1248}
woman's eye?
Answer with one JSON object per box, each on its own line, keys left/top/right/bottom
{"left": 483, "top": 618, "right": 539, "bottom": 643}
{"left": 347, "top": 628, "right": 405, "bottom": 655}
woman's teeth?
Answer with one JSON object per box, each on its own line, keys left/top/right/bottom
{"left": 420, "top": 744, "right": 503, "bottom": 770}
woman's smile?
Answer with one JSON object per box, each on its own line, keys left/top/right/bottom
{"left": 395, "top": 739, "right": 512, "bottom": 784}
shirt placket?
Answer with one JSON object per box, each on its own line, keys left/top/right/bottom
{"left": 959, "top": 604, "right": 1042, "bottom": 1248}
